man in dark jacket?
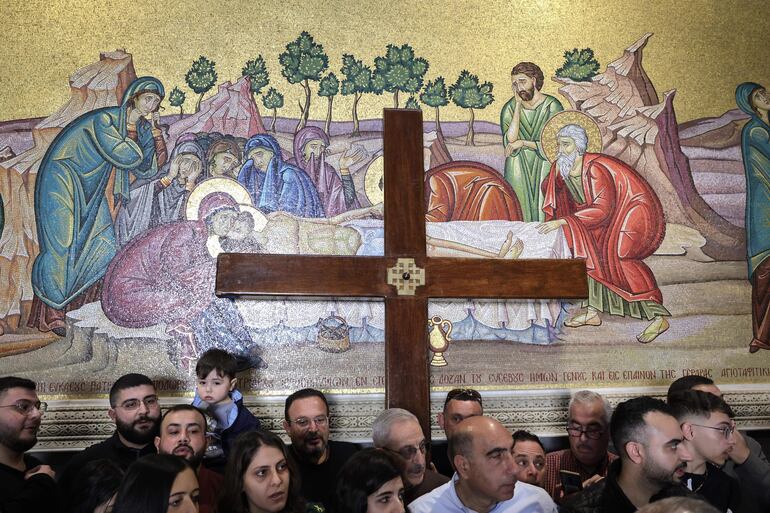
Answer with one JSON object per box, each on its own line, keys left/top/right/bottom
{"left": 0, "top": 376, "right": 61, "bottom": 513}
{"left": 561, "top": 397, "right": 692, "bottom": 513}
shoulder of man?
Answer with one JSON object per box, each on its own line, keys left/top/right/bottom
{"left": 328, "top": 440, "right": 361, "bottom": 459}
{"left": 559, "top": 478, "right": 606, "bottom": 513}
{"left": 408, "top": 480, "right": 454, "bottom": 513}
{"left": 509, "top": 481, "right": 557, "bottom": 512}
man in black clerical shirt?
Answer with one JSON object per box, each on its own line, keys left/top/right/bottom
{"left": 59, "top": 373, "right": 161, "bottom": 494}
{"left": 283, "top": 388, "right": 360, "bottom": 511}
{"left": 0, "top": 376, "right": 60, "bottom": 513}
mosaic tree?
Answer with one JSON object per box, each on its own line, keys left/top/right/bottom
{"left": 449, "top": 70, "right": 494, "bottom": 146}
{"left": 374, "top": 44, "right": 429, "bottom": 108}
{"left": 242, "top": 56, "right": 270, "bottom": 118}
{"left": 405, "top": 96, "right": 420, "bottom": 110}
{"left": 420, "top": 77, "right": 448, "bottom": 137}
{"left": 318, "top": 73, "right": 339, "bottom": 134}
{"left": 262, "top": 87, "right": 284, "bottom": 132}
{"left": 279, "top": 31, "right": 329, "bottom": 132}
{"left": 340, "top": 54, "right": 384, "bottom": 136}
{"left": 168, "top": 86, "right": 186, "bottom": 120}
{"left": 556, "top": 48, "right": 601, "bottom": 81}
{"left": 185, "top": 56, "right": 217, "bottom": 113}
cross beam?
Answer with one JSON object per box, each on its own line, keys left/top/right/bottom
{"left": 216, "top": 109, "right": 588, "bottom": 437}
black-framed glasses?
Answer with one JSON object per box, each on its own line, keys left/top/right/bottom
{"left": 288, "top": 415, "right": 328, "bottom": 429}
{"left": 0, "top": 400, "right": 47, "bottom": 416}
{"left": 566, "top": 425, "right": 605, "bottom": 439}
{"left": 119, "top": 396, "right": 159, "bottom": 411}
{"left": 390, "top": 440, "right": 429, "bottom": 460}
{"left": 691, "top": 423, "right": 735, "bottom": 440}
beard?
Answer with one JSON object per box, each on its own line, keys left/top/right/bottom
{"left": 115, "top": 414, "right": 160, "bottom": 446}
{"left": 643, "top": 458, "right": 687, "bottom": 488}
{"left": 171, "top": 442, "right": 205, "bottom": 468}
{"left": 517, "top": 87, "right": 535, "bottom": 101}
{"left": 557, "top": 150, "right": 579, "bottom": 179}
{"left": 0, "top": 423, "right": 38, "bottom": 453}
{"left": 296, "top": 430, "right": 328, "bottom": 462}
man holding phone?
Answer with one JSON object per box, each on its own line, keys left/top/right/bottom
{"left": 543, "top": 390, "right": 617, "bottom": 501}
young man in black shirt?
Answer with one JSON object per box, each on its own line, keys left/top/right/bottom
{"left": 0, "top": 376, "right": 60, "bottom": 513}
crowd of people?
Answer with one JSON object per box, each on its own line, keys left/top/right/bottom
{"left": 1, "top": 351, "right": 768, "bottom": 513}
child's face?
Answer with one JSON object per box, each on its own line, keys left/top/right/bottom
{"left": 196, "top": 369, "right": 235, "bottom": 404}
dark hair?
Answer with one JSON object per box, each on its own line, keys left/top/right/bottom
{"left": 512, "top": 430, "right": 545, "bottom": 452}
{"left": 160, "top": 404, "right": 207, "bottom": 428}
{"left": 666, "top": 375, "right": 715, "bottom": 402}
{"left": 196, "top": 348, "right": 238, "bottom": 380}
{"left": 112, "top": 454, "right": 194, "bottom": 513}
{"left": 335, "top": 448, "right": 405, "bottom": 513}
{"left": 610, "top": 396, "right": 674, "bottom": 460}
{"left": 66, "top": 459, "right": 124, "bottom": 513}
{"left": 218, "top": 430, "right": 305, "bottom": 513}
{"left": 443, "top": 388, "right": 483, "bottom": 411}
{"left": 668, "top": 390, "right": 734, "bottom": 421}
{"left": 284, "top": 388, "right": 329, "bottom": 421}
{"left": 109, "top": 374, "right": 155, "bottom": 408}
{"left": 0, "top": 376, "right": 36, "bottom": 397}
{"left": 510, "top": 62, "right": 545, "bottom": 90}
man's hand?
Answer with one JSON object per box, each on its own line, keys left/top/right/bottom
{"left": 339, "top": 145, "right": 367, "bottom": 171}
{"left": 166, "top": 158, "right": 180, "bottom": 181}
{"left": 538, "top": 219, "right": 567, "bottom": 234}
{"left": 185, "top": 161, "right": 203, "bottom": 191}
{"left": 730, "top": 429, "right": 751, "bottom": 465}
{"left": 505, "top": 140, "right": 525, "bottom": 156}
{"left": 151, "top": 111, "right": 161, "bottom": 129}
{"left": 25, "top": 464, "right": 55, "bottom": 480}
{"left": 582, "top": 474, "right": 604, "bottom": 488}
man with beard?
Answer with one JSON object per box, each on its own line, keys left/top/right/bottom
{"left": 500, "top": 62, "right": 563, "bottom": 222}
{"left": 409, "top": 416, "right": 556, "bottom": 513}
{"left": 543, "top": 390, "right": 617, "bottom": 501}
{"left": 283, "top": 388, "right": 360, "bottom": 511}
{"left": 288, "top": 126, "right": 362, "bottom": 216}
{"left": 0, "top": 376, "right": 60, "bottom": 513}
{"left": 59, "top": 373, "right": 161, "bottom": 494}
{"left": 539, "top": 123, "right": 670, "bottom": 343}
{"left": 155, "top": 405, "right": 223, "bottom": 513}
{"left": 561, "top": 397, "right": 693, "bottom": 513}
{"left": 372, "top": 408, "right": 449, "bottom": 504}
{"left": 668, "top": 391, "right": 740, "bottom": 512}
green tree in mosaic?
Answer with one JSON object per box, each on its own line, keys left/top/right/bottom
{"left": 556, "top": 48, "right": 600, "bottom": 81}
{"left": 279, "top": 31, "right": 329, "bottom": 132}
{"left": 374, "top": 44, "right": 429, "bottom": 108}
{"left": 185, "top": 56, "right": 217, "bottom": 113}
{"left": 242, "top": 56, "right": 270, "bottom": 119}
{"left": 262, "top": 87, "right": 284, "bottom": 132}
{"left": 420, "top": 77, "right": 448, "bottom": 137}
{"left": 449, "top": 70, "right": 494, "bottom": 146}
{"left": 318, "top": 73, "right": 339, "bottom": 134}
{"left": 405, "top": 96, "right": 420, "bottom": 110}
{"left": 168, "top": 86, "right": 186, "bottom": 120}
{"left": 340, "top": 54, "right": 384, "bottom": 136}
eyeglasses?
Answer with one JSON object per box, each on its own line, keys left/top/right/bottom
{"left": 390, "top": 440, "right": 429, "bottom": 460}
{"left": 691, "top": 423, "right": 735, "bottom": 440}
{"left": 0, "top": 400, "right": 47, "bottom": 416}
{"left": 288, "top": 415, "right": 328, "bottom": 429}
{"left": 118, "top": 396, "right": 159, "bottom": 411}
{"left": 445, "top": 388, "right": 483, "bottom": 406}
{"left": 566, "top": 425, "right": 605, "bottom": 439}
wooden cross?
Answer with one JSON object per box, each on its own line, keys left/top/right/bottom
{"left": 216, "top": 109, "right": 588, "bottom": 437}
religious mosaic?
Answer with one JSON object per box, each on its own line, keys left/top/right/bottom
{"left": 0, "top": 15, "right": 768, "bottom": 407}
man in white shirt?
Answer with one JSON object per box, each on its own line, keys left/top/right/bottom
{"left": 409, "top": 416, "right": 557, "bottom": 513}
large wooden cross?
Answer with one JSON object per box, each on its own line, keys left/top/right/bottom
{"left": 216, "top": 109, "right": 587, "bottom": 436}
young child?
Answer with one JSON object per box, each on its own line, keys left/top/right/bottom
{"left": 192, "top": 348, "right": 260, "bottom": 472}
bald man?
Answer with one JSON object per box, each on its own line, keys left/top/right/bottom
{"left": 409, "top": 416, "right": 556, "bottom": 513}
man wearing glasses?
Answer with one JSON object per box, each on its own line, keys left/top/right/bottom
{"left": 434, "top": 388, "right": 484, "bottom": 477}
{"left": 283, "top": 388, "right": 360, "bottom": 512}
{"left": 373, "top": 408, "right": 449, "bottom": 503}
{"left": 669, "top": 390, "right": 740, "bottom": 512}
{"left": 543, "top": 390, "right": 616, "bottom": 501}
{"left": 59, "top": 373, "right": 161, "bottom": 494}
{"left": 0, "top": 376, "right": 60, "bottom": 513}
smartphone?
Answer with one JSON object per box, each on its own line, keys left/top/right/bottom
{"left": 559, "top": 470, "right": 583, "bottom": 495}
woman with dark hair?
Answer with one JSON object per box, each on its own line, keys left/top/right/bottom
{"left": 335, "top": 448, "right": 406, "bottom": 513}
{"left": 112, "top": 454, "right": 199, "bottom": 513}
{"left": 217, "top": 430, "right": 304, "bottom": 513}
{"left": 66, "top": 459, "right": 124, "bottom": 513}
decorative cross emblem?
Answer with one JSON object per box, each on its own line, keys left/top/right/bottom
{"left": 387, "top": 258, "right": 425, "bottom": 296}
